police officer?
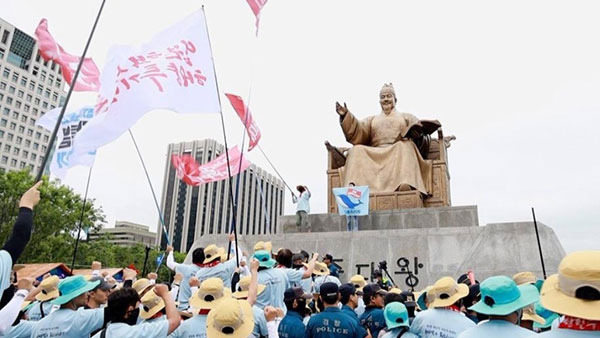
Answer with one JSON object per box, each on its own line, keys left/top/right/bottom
{"left": 278, "top": 287, "right": 312, "bottom": 338}
{"left": 339, "top": 283, "right": 368, "bottom": 338}
{"left": 305, "top": 282, "right": 361, "bottom": 337}
{"left": 359, "top": 283, "right": 387, "bottom": 337}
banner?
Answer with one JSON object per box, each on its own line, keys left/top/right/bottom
{"left": 36, "top": 106, "right": 96, "bottom": 179}
{"left": 35, "top": 19, "right": 101, "bottom": 92}
{"left": 172, "top": 146, "right": 251, "bottom": 186}
{"left": 333, "top": 185, "right": 370, "bottom": 216}
{"left": 246, "top": 0, "right": 268, "bottom": 34}
{"left": 225, "top": 93, "right": 261, "bottom": 151}
{"left": 72, "top": 9, "right": 220, "bottom": 159}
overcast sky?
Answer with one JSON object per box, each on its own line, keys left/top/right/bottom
{"left": 4, "top": 0, "right": 599, "bottom": 253}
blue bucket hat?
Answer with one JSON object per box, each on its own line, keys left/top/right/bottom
{"left": 469, "top": 276, "right": 539, "bottom": 316}
{"left": 532, "top": 302, "right": 560, "bottom": 329}
{"left": 253, "top": 250, "right": 276, "bottom": 268}
{"left": 51, "top": 275, "right": 100, "bottom": 305}
{"left": 384, "top": 302, "right": 410, "bottom": 329}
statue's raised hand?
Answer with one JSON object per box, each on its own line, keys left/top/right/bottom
{"left": 335, "top": 101, "right": 348, "bottom": 117}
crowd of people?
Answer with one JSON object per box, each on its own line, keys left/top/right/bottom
{"left": 0, "top": 183, "right": 598, "bottom": 338}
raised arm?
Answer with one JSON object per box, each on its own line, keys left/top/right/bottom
{"left": 2, "top": 182, "right": 41, "bottom": 264}
{"left": 155, "top": 284, "right": 180, "bottom": 334}
{"left": 302, "top": 253, "right": 319, "bottom": 279}
{"left": 336, "top": 102, "right": 372, "bottom": 145}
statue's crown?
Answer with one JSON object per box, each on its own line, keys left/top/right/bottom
{"left": 380, "top": 83, "right": 396, "bottom": 96}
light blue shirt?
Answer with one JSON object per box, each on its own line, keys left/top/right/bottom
{"left": 535, "top": 328, "right": 600, "bottom": 337}
{"left": 280, "top": 268, "right": 305, "bottom": 289}
{"left": 458, "top": 320, "right": 533, "bottom": 338}
{"left": 296, "top": 191, "right": 311, "bottom": 213}
{"left": 252, "top": 305, "right": 268, "bottom": 338}
{"left": 409, "top": 308, "right": 475, "bottom": 338}
{"left": 26, "top": 301, "right": 56, "bottom": 321}
{"left": 31, "top": 308, "right": 104, "bottom": 338}
{"left": 175, "top": 263, "right": 202, "bottom": 310}
{"left": 312, "top": 275, "right": 341, "bottom": 294}
{"left": 0, "top": 250, "right": 12, "bottom": 296}
{"left": 195, "top": 259, "right": 237, "bottom": 287}
{"left": 256, "top": 268, "right": 289, "bottom": 312}
{"left": 91, "top": 320, "right": 169, "bottom": 338}
{"left": 3, "top": 320, "right": 35, "bottom": 338}
{"left": 168, "top": 314, "right": 207, "bottom": 338}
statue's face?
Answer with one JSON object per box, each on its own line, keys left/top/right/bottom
{"left": 379, "top": 92, "right": 395, "bottom": 114}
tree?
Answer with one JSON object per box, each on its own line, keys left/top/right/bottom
{"left": 0, "top": 170, "right": 105, "bottom": 264}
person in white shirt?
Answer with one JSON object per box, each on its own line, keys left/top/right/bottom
{"left": 457, "top": 275, "right": 540, "bottom": 338}
{"left": 292, "top": 185, "right": 311, "bottom": 232}
{"left": 409, "top": 276, "right": 475, "bottom": 338}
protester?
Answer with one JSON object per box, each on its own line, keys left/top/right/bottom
{"left": 292, "top": 185, "right": 311, "bottom": 232}
{"left": 291, "top": 253, "right": 312, "bottom": 295}
{"left": 279, "top": 287, "right": 313, "bottom": 338}
{"left": 139, "top": 290, "right": 166, "bottom": 323}
{"left": 350, "top": 274, "right": 367, "bottom": 316}
{"left": 460, "top": 284, "right": 484, "bottom": 323}
{"left": 195, "top": 234, "right": 242, "bottom": 288}
{"left": 86, "top": 276, "right": 114, "bottom": 309}
{"left": 346, "top": 182, "right": 360, "bottom": 232}
{"left": 254, "top": 249, "right": 289, "bottom": 312}
{"left": 0, "top": 277, "right": 33, "bottom": 335}
{"left": 536, "top": 250, "right": 600, "bottom": 337}
{"left": 409, "top": 276, "right": 475, "bottom": 337}
{"left": 312, "top": 262, "right": 342, "bottom": 295}
{"left": 92, "top": 284, "right": 179, "bottom": 337}
{"left": 0, "top": 182, "right": 41, "bottom": 297}
{"left": 207, "top": 296, "right": 263, "bottom": 338}
{"left": 31, "top": 275, "right": 106, "bottom": 337}
{"left": 339, "top": 283, "right": 368, "bottom": 338}
{"left": 305, "top": 282, "right": 361, "bottom": 337}
{"left": 166, "top": 244, "right": 205, "bottom": 310}
{"left": 132, "top": 278, "right": 154, "bottom": 297}
{"left": 26, "top": 275, "right": 59, "bottom": 321}
{"left": 381, "top": 302, "right": 418, "bottom": 338}
{"left": 457, "top": 275, "right": 540, "bottom": 338}
{"left": 359, "top": 283, "right": 387, "bottom": 337}
{"left": 169, "top": 277, "right": 231, "bottom": 338}
{"left": 276, "top": 249, "right": 318, "bottom": 290}
{"left": 323, "top": 254, "right": 339, "bottom": 278}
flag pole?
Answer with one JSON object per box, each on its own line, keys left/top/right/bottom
{"left": 531, "top": 207, "right": 547, "bottom": 279}
{"left": 35, "top": 0, "right": 107, "bottom": 182}
{"left": 257, "top": 145, "right": 295, "bottom": 196}
{"left": 201, "top": 6, "right": 239, "bottom": 266}
{"left": 127, "top": 129, "right": 170, "bottom": 247}
{"left": 70, "top": 165, "right": 94, "bottom": 273}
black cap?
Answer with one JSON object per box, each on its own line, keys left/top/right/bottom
{"left": 339, "top": 283, "right": 356, "bottom": 299}
{"left": 363, "top": 283, "right": 386, "bottom": 299}
{"left": 89, "top": 276, "right": 115, "bottom": 291}
{"left": 401, "top": 290, "right": 416, "bottom": 306}
{"left": 323, "top": 253, "right": 333, "bottom": 261}
{"left": 284, "top": 287, "right": 312, "bottom": 302}
{"left": 319, "top": 282, "right": 339, "bottom": 298}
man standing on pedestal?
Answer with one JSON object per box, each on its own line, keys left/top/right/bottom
{"left": 293, "top": 185, "right": 311, "bottom": 232}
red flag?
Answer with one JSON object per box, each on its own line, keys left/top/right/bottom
{"left": 225, "top": 93, "right": 261, "bottom": 151}
{"left": 171, "top": 146, "right": 251, "bottom": 186}
{"left": 246, "top": 0, "right": 268, "bottom": 34}
{"left": 468, "top": 270, "right": 476, "bottom": 285}
{"left": 34, "top": 19, "right": 101, "bottom": 92}
{"left": 127, "top": 263, "right": 139, "bottom": 274}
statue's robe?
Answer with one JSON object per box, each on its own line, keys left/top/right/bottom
{"left": 339, "top": 109, "right": 433, "bottom": 194}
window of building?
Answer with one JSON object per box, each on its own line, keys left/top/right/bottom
{"left": 32, "top": 108, "right": 38, "bottom": 116}
{"left": 29, "top": 118, "right": 35, "bottom": 126}
{"left": 20, "top": 77, "right": 26, "bottom": 87}
{"left": 0, "top": 130, "right": 3, "bottom": 138}
{"left": 2, "top": 68, "right": 9, "bottom": 78}
{"left": 10, "top": 159, "right": 17, "bottom": 167}
{"left": 0, "top": 81, "right": 5, "bottom": 89}
{"left": 18, "top": 125, "right": 24, "bottom": 133}
{"left": 35, "top": 132, "right": 40, "bottom": 140}
{"left": 3, "top": 144, "right": 10, "bottom": 152}
{"left": 21, "top": 150, "right": 27, "bottom": 158}
{"left": 28, "top": 81, "right": 34, "bottom": 91}
{"left": 20, "top": 115, "right": 26, "bottom": 123}
{"left": 19, "top": 161, "right": 25, "bottom": 169}
{"left": 1, "top": 31, "right": 9, "bottom": 44}
{"left": 16, "top": 136, "right": 22, "bottom": 144}
{"left": 0, "top": 47, "right": 4, "bottom": 59}
{"left": 8, "top": 86, "right": 15, "bottom": 94}
{"left": 35, "top": 50, "right": 40, "bottom": 63}
{"left": 9, "top": 122, "right": 16, "bottom": 130}
{"left": 5, "top": 97, "right": 12, "bottom": 105}
{"left": 14, "top": 101, "right": 20, "bottom": 109}
{"left": 41, "top": 145, "right": 46, "bottom": 152}
{"left": 30, "top": 153, "right": 36, "bottom": 160}
{"left": 0, "top": 156, "right": 7, "bottom": 164}
{"left": 23, "top": 104, "right": 29, "bottom": 112}
{"left": 0, "top": 118, "right": 6, "bottom": 126}
{"left": 6, "top": 133, "right": 12, "bottom": 141}
{"left": 17, "top": 90, "right": 23, "bottom": 98}
{"left": 33, "top": 142, "right": 38, "bottom": 150}
{"left": 42, "top": 101, "right": 48, "bottom": 109}
{"left": 24, "top": 139, "right": 30, "bottom": 147}
{"left": 43, "top": 135, "right": 49, "bottom": 142}
{"left": 34, "top": 98, "right": 40, "bottom": 105}
{"left": 32, "top": 66, "right": 38, "bottom": 76}
{"left": 44, "top": 89, "right": 50, "bottom": 98}
{"left": 52, "top": 93, "right": 58, "bottom": 102}
{"left": 12, "top": 111, "right": 18, "bottom": 119}
{"left": 11, "top": 73, "right": 18, "bottom": 83}
{"left": 25, "top": 94, "right": 31, "bottom": 102}
{"left": 50, "top": 61, "right": 56, "bottom": 71}
{"left": 36, "top": 85, "right": 42, "bottom": 95}
{"left": 26, "top": 129, "right": 32, "bottom": 136}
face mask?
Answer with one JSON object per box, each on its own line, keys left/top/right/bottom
{"left": 125, "top": 308, "right": 140, "bottom": 325}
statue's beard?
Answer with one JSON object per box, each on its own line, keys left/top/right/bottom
{"left": 381, "top": 102, "right": 394, "bottom": 114}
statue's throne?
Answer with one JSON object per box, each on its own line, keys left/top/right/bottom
{"left": 327, "top": 129, "right": 453, "bottom": 213}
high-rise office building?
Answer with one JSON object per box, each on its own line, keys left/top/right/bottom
{"left": 89, "top": 221, "right": 157, "bottom": 247}
{"left": 157, "top": 139, "right": 285, "bottom": 252}
{"left": 0, "top": 18, "right": 66, "bottom": 173}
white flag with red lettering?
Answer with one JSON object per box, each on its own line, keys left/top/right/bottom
{"left": 225, "top": 93, "right": 261, "bottom": 151}
{"left": 246, "top": 0, "right": 268, "bottom": 34}
{"left": 72, "top": 9, "right": 219, "bottom": 159}
{"left": 35, "top": 19, "right": 101, "bottom": 92}
{"left": 171, "top": 146, "right": 251, "bottom": 186}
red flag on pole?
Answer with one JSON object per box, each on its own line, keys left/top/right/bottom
{"left": 246, "top": 0, "right": 268, "bottom": 35}
{"left": 35, "top": 19, "right": 101, "bottom": 92}
{"left": 171, "top": 146, "right": 251, "bottom": 186}
{"left": 225, "top": 93, "right": 261, "bottom": 151}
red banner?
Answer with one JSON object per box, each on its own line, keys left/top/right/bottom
{"left": 225, "top": 93, "right": 261, "bottom": 151}
{"left": 246, "top": 0, "right": 268, "bottom": 34}
{"left": 35, "top": 19, "right": 101, "bottom": 92}
{"left": 171, "top": 146, "right": 251, "bottom": 186}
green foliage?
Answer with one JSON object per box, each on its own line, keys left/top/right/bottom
{"left": 0, "top": 170, "right": 186, "bottom": 283}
